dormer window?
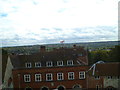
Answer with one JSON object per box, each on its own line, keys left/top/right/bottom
{"left": 46, "top": 61, "right": 53, "bottom": 67}
{"left": 95, "top": 76, "right": 100, "bottom": 79}
{"left": 107, "top": 76, "right": 112, "bottom": 79}
{"left": 67, "top": 60, "right": 73, "bottom": 66}
{"left": 25, "top": 63, "right": 31, "bottom": 68}
{"left": 35, "top": 62, "right": 41, "bottom": 67}
{"left": 57, "top": 61, "right": 63, "bottom": 66}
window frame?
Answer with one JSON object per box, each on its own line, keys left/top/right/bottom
{"left": 57, "top": 61, "right": 63, "bottom": 66}
{"left": 35, "top": 74, "right": 42, "bottom": 82}
{"left": 68, "top": 72, "right": 74, "bottom": 80}
{"left": 79, "top": 71, "right": 85, "bottom": 79}
{"left": 24, "top": 74, "right": 31, "bottom": 82}
{"left": 46, "top": 61, "right": 53, "bottom": 67}
{"left": 46, "top": 73, "right": 53, "bottom": 81}
{"left": 57, "top": 73, "right": 64, "bottom": 80}
{"left": 107, "top": 76, "right": 112, "bottom": 79}
{"left": 67, "top": 60, "right": 73, "bottom": 66}
{"left": 25, "top": 62, "right": 32, "bottom": 68}
{"left": 95, "top": 76, "right": 100, "bottom": 79}
{"left": 35, "top": 62, "right": 41, "bottom": 67}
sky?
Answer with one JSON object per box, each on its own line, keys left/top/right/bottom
{"left": 0, "top": 0, "right": 119, "bottom": 47}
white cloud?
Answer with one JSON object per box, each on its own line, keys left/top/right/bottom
{"left": 0, "top": 0, "right": 118, "bottom": 46}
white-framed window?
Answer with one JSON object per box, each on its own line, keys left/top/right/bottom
{"left": 57, "top": 61, "right": 63, "bottom": 66}
{"left": 46, "top": 61, "right": 53, "bottom": 67}
{"left": 57, "top": 73, "right": 64, "bottom": 80}
{"left": 35, "top": 74, "right": 41, "bottom": 82}
{"left": 67, "top": 60, "right": 73, "bottom": 65}
{"left": 25, "top": 63, "right": 32, "bottom": 68}
{"left": 24, "top": 74, "right": 31, "bottom": 82}
{"left": 35, "top": 62, "right": 41, "bottom": 67}
{"left": 46, "top": 73, "right": 53, "bottom": 81}
{"left": 107, "top": 76, "right": 112, "bottom": 79}
{"left": 68, "top": 72, "right": 74, "bottom": 80}
{"left": 79, "top": 71, "right": 85, "bottom": 79}
{"left": 95, "top": 76, "right": 100, "bottom": 79}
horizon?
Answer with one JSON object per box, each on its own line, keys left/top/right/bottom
{"left": 0, "top": 0, "right": 119, "bottom": 47}
{"left": 1, "top": 40, "right": 119, "bottom": 48}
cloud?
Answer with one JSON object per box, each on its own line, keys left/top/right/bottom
{"left": 0, "top": 0, "right": 118, "bottom": 47}
{"left": 0, "top": 13, "right": 8, "bottom": 17}
{"left": 1, "top": 26, "right": 118, "bottom": 47}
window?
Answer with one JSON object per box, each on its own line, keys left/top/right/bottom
{"left": 46, "top": 73, "right": 53, "bottom": 81}
{"left": 46, "top": 61, "right": 53, "bottom": 67}
{"left": 25, "top": 87, "right": 32, "bottom": 90}
{"left": 24, "top": 74, "right": 31, "bottom": 82}
{"left": 68, "top": 72, "right": 74, "bottom": 80}
{"left": 73, "top": 85, "right": 81, "bottom": 88}
{"left": 96, "top": 85, "right": 99, "bottom": 90}
{"left": 25, "top": 63, "right": 32, "bottom": 68}
{"left": 107, "top": 76, "right": 112, "bottom": 79}
{"left": 57, "top": 61, "right": 63, "bottom": 66}
{"left": 118, "top": 76, "right": 120, "bottom": 79}
{"left": 35, "top": 62, "right": 41, "bottom": 67}
{"left": 79, "top": 71, "right": 85, "bottom": 79}
{"left": 95, "top": 76, "right": 100, "bottom": 79}
{"left": 57, "top": 73, "right": 64, "bottom": 80}
{"left": 35, "top": 74, "right": 41, "bottom": 82}
{"left": 67, "top": 60, "right": 73, "bottom": 66}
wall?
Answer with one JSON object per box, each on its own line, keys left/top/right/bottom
{"left": 87, "top": 75, "right": 103, "bottom": 89}
{"left": 104, "top": 76, "right": 120, "bottom": 89}
{"left": 3, "top": 56, "right": 13, "bottom": 88}
{"left": 12, "top": 66, "right": 88, "bottom": 89}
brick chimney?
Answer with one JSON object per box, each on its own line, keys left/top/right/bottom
{"left": 40, "top": 45, "right": 46, "bottom": 52}
{"left": 73, "top": 44, "right": 77, "bottom": 48}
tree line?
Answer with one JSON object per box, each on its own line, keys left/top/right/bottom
{"left": 88, "top": 45, "right": 120, "bottom": 65}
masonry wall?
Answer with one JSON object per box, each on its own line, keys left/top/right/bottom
{"left": 12, "top": 66, "right": 88, "bottom": 89}
{"left": 87, "top": 75, "right": 104, "bottom": 89}
{"left": 104, "top": 76, "right": 120, "bottom": 89}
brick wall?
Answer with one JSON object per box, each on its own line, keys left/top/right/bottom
{"left": 12, "top": 66, "right": 88, "bottom": 89}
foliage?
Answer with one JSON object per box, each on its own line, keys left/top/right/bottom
{"left": 88, "top": 45, "right": 120, "bottom": 65}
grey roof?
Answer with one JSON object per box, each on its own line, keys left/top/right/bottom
{"left": 10, "top": 47, "right": 88, "bottom": 68}
{"left": 87, "top": 62, "right": 120, "bottom": 76}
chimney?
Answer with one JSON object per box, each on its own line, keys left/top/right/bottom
{"left": 40, "top": 45, "right": 46, "bottom": 52}
{"left": 73, "top": 44, "right": 77, "bottom": 48}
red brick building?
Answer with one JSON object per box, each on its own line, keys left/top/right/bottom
{"left": 12, "top": 66, "right": 88, "bottom": 89}
{"left": 11, "top": 45, "right": 89, "bottom": 90}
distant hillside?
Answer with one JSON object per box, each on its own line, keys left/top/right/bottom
{"left": 2, "top": 41, "right": 119, "bottom": 54}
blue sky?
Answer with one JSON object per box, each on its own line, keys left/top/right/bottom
{"left": 0, "top": 0, "right": 119, "bottom": 47}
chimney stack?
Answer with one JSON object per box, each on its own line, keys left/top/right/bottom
{"left": 40, "top": 45, "right": 46, "bottom": 52}
{"left": 73, "top": 44, "right": 77, "bottom": 48}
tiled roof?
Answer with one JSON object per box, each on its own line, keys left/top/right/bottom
{"left": 88, "top": 62, "right": 120, "bottom": 76}
{"left": 10, "top": 47, "right": 88, "bottom": 68}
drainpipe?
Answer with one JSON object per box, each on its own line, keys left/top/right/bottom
{"left": 18, "top": 74, "right": 20, "bottom": 89}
